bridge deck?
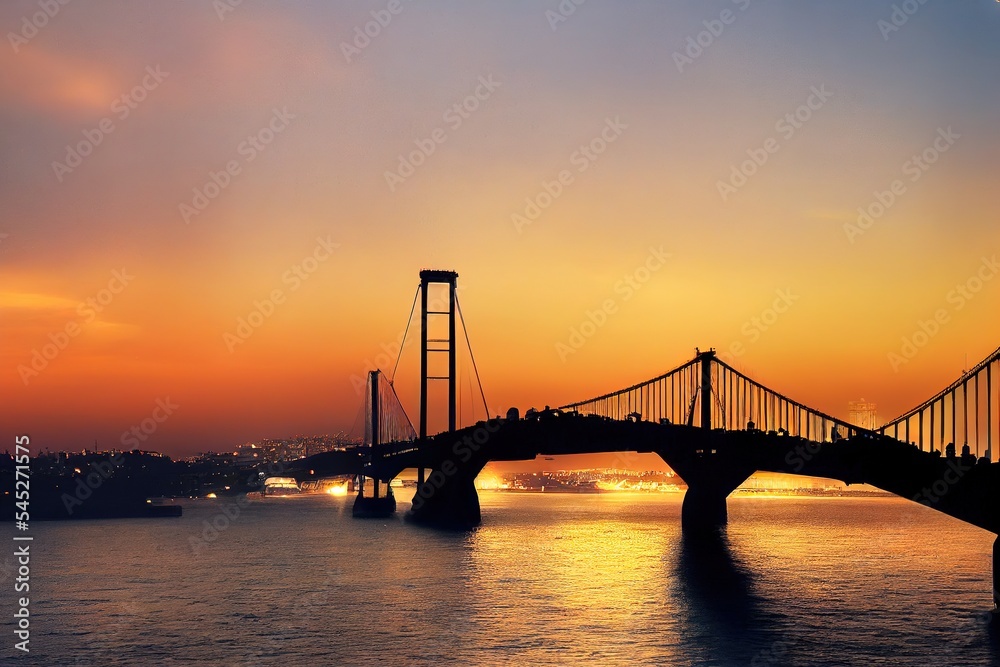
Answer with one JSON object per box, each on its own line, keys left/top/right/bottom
{"left": 290, "top": 414, "right": 1000, "bottom": 534}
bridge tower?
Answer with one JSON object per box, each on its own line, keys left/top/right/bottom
{"left": 699, "top": 348, "right": 714, "bottom": 430}
{"left": 417, "top": 270, "right": 459, "bottom": 485}
{"left": 675, "top": 348, "right": 755, "bottom": 532}
{"left": 404, "top": 269, "right": 483, "bottom": 529}
{"left": 353, "top": 369, "right": 396, "bottom": 518}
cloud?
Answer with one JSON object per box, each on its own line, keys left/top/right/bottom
{"left": 0, "top": 6, "right": 353, "bottom": 122}
{"left": 0, "top": 291, "right": 78, "bottom": 310}
{"left": 0, "top": 289, "right": 139, "bottom": 339}
{"left": 0, "top": 47, "right": 120, "bottom": 116}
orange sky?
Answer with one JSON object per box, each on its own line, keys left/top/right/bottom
{"left": 2, "top": 2, "right": 999, "bottom": 457}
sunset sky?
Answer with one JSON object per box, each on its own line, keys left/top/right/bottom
{"left": 2, "top": 1, "right": 999, "bottom": 457}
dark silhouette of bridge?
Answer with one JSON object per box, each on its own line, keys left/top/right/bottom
{"left": 288, "top": 269, "right": 1000, "bottom": 611}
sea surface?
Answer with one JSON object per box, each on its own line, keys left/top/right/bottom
{"left": 3, "top": 492, "right": 1000, "bottom": 666}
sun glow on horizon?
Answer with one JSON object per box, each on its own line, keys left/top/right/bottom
{"left": 2, "top": 1, "right": 998, "bottom": 457}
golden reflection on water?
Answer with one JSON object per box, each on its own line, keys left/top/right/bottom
{"left": 456, "top": 492, "right": 999, "bottom": 665}
{"left": 464, "top": 493, "right": 687, "bottom": 663}
{"left": 15, "top": 493, "right": 1000, "bottom": 666}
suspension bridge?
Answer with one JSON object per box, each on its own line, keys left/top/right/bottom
{"left": 288, "top": 269, "right": 1000, "bottom": 611}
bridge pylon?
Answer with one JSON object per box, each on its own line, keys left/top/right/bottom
{"left": 417, "top": 270, "right": 459, "bottom": 486}
{"left": 353, "top": 370, "right": 396, "bottom": 518}
{"left": 698, "top": 348, "right": 715, "bottom": 430}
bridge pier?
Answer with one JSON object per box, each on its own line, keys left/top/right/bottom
{"left": 406, "top": 473, "right": 481, "bottom": 530}
{"left": 673, "top": 351, "right": 755, "bottom": 533}
{"left": 659, "top": 442, "right": 755, "bottom": 534}
{"left": 681, "top": 483, "right": 733, "bottom": 530}
{"left": 352, "top": 475, "right": 396, "bottom": 519}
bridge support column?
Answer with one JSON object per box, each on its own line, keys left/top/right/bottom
{"left": 354, "top": 369, "right": 397, "bottom": 519}
{"left": 658, "top": 439, "right": 755, "bottom": 534}
{"left": 419, "top": 272, "right": 458, "bottom": 441}
{"left": 407, "top": 469, "right": 482, "bottom": 530}
{"left": 682, "top": 483, "right": 733, "bottom": 529}
{"left": 669, "top": 349, "right": 754, "bottom": 532}
{"left": 353, "top": 475, "right": 397, "bottom": 518}
{"left": 416, "top": 270, "right": 458, "bottom": 516}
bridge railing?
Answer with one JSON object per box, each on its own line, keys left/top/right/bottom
{"left": 559, "top": 356, "right": 702, "bottom": 424}
{"left": 713, "top": 357, "right": 866, "bottom": 440}
{"left": 880, "top": 345, "right": 1000, "bottom": 458}
{"left": 559, "top": 351, "right": 872, "bottom": 442}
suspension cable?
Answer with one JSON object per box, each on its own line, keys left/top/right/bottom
{"left": 352, "top": 376, "right": 368, "bottom": 444}
{"left": 455, "top": 293, "right": 490, "bottom": 419}
{"left": 384, "top": 372, "right": 417, "bottom": 439}
{"left": 390, "top": 285, "right": 421, "bottom": 383}
{"left": 881, "top": 344, "right": 1000, "bottom": 429}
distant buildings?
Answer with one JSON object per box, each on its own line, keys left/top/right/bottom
{"left": 228, "top": 432, "right": 360, "bottom": 465}
{"left": 487, "top": 469, "right": 681, "bottom": 492}
{"left": 848, "top": 399, "right": 880, "bottom": 430}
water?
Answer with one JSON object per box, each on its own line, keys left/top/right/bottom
{"left": 3, "top": 493, "right": 1000, "bottom": 666}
